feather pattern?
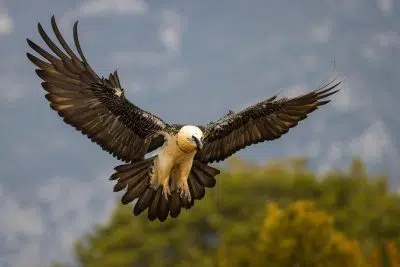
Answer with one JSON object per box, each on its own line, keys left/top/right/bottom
{"left": 26, "top": 16, "right": 170, "bottom": 162}
{"left": 27, "top": 16, "right": 342, "bottom": 222}
{"left": 197, "top": 79, "right": 341, "bottom": 163}
{"left": 111, "top": 157, "right": 220, "bottom": 221}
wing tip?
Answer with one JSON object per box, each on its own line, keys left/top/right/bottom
{"left": 316, "top": 82, "right": 341, "bottom": 101}
{"left": 26, "top": 52, "right": 33, "bottom": 59}
{"left": 26, "top": 38, "right": 35, "bottom": 47}
{"left": 73, "top": 20, "right": 79, "bottom": 30}
{"left": 35, "top": 69, "right": 46, "bottom": 80}
{"left": 26, "top": 52, "right": 39, "bottom": 65}
{"left": 317, "top": 100, "right": 331, "bottom": 106}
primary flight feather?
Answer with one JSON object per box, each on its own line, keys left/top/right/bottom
{"left": 27, "top": 16, "right": 341, "bottom": 222}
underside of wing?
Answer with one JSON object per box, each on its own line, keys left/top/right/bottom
{"left": 197, "top": 79, "right": 341, "bottom": 163}
{"left": 27, "top": 16, "right": 169, "bottom": 162}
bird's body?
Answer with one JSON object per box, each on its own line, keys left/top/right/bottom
{"left": 27, "top": 16, "right": 342, "bottom": 222}
{"left": 150, "top": 126, "right": 204, "bottom": 201}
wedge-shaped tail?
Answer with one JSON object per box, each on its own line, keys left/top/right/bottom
{"left": 110, "top": 158, "right": 220, "bottom": 222}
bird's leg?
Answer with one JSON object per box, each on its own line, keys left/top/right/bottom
{"left": 161, "top": 177, "right": 171, "bottom": 200}
{"left": 176, "top": 160, "right": 192, "bottom": 202}
{"left": 176, "top": 171, "right": 191, "bottom": 202}
{"left": 152, "top": 156, "right": 173, "bottom": 200}
{"left": 178, "top": 180, "right": 191, "bottom": 202}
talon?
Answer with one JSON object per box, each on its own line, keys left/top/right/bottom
{"left": 162, "top": 180, "right": 171, "bottom": 200}
{"left": 179, "top": 184, "right": 191, "bottom": 202}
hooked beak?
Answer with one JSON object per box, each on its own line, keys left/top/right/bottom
{"left": 192, "top": 136, "right": 203, "bottom": 152}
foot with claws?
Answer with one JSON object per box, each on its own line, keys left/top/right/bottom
{"left": 178, "top": 181, "right": 191, "bottom": 203}
{"left": 161, "top": 178, "right": 171, "bottom": 200}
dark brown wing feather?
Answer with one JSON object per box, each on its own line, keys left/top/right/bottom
{"left": 27, "top": 16, "right": 169, "bottom": 162}
{"left": 197, "top": 79, "right": 341, "bottom": 163}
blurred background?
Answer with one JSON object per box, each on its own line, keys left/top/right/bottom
{"left": 0, "top": 0, "right": 399, "bottom": 266}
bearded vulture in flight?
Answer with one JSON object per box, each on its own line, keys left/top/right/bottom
{"left": 27, "top": 16, "right": 341, "bottom": 222}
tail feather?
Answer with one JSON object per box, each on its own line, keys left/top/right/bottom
{"left": 110, "top": 157, "right": 220, "bottom": 222}
{"left": 191, "top": 168, "right": 216, "bottom": 187}
{"left": 112, "top": 164, "right": 150, "bottom": 185}
{"left": 111, "top": 159, "right": 154, "bottom": 193}
{"left": 169, "top": 192, "right": 181, "bottom": 218}
{"left": 148, "top": 187, "right": 163, "bottom": 221}
{"left": 113, "top": 167, "right": 147, "bottom": 193}
{"left": 157, "top": 192, "right": 170, "bottom": 222}
{"left": 134, "top": 188, "right": 156, "bottom": 216}
{"left": 191, "top": 161, "right": 219, "bottom": 187}
{"left": 113, "top": 157, "right": 154, "bottom": 173}
{"left": 181, "top": 195, "right": 194, "bottom": 209}
{"left": 188, "top": 173, "right": 205, "bottom": 200}
{"left": 121, "top": 178, "right": 147, "bottom": 204}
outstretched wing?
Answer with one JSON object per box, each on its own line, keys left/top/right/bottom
{"left": 197, "top": 80, "right": 341, "bottom": 163}
{"left": 27, "top": 16, "right": 169, "bottom": 162}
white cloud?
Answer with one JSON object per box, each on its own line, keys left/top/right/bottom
{"left": 318, "top": 142, "right": 346, "bottom": 174}
{"left": 1, "top": 171, "right": 116, "bottom": 267}
{"left": 37, "top": 174, "right": 116, "bottom": 254}
{"left": 80, "top": 0, "right": 148, "bottom": 16}
{"left": 11, "top": 241, "right": 42, "bottom": 267}
{"left": 327, "top": 143, "right": 343, "bottom": 163}
{"left": 126, "top": 80, "right": 145, "bottom": 94}
{"left": 331, "top": 79, "right": 372, "bottom": 112}
{"left": 0, "top": 184, "right": 45, "bottom": 244}
{"left": 110, "top": 51, "right": 171, "bottom": 68}
{"left": 361, "top": 45, "right": 378, "bottom": 61}
{"left": 361, "top": 31, "right": 400, "bottom": 61}
{"left": 308, "top": 140, "right": 321, "bottom": 158}
{"left": 375, "top": 31, "right": 400, "bottom": 48}
{"left": 13, "top": 133, "right": 68, "bottom": 160}
{"left": 0, "top": 7, "right": 13, "bottom": 35}
{"left": 158, "top": 67, "right": 186, "bottom": 91}
{"left": 332, "top": 81, "right": 353, "bottom": 111}
{"left": 377, "top": 0, "right": 393, "bottom": 14}
{"left": 311, "top": 20, "right": 332, "bottom": 43}
{"left": 0, "top": 183, "right": 45, "bottom": 267}
{"left": 301, "top": 54, "right": 318, "bottom": 70}
{"left": 0, "top": 76, "right": 27, "bottom": 103}
{"left": 310, "top": 116, "right": 326, "bottom": 135}
{"left": 349, "top": 120, "right": 391, "bottom": 163}
{"left": 60, "top": 0, "right": 148, "bottom": 30}
{"left": 158, "top": 10, "right": 185, "bottom": 54}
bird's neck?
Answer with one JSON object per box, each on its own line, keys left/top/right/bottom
{"left": 176, "top": 135, "right": 195, "bottom": 154}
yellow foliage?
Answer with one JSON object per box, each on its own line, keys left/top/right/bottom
{"left": 387, "top": 241, "right": 400, "bottom": 266}
{"left": 254, "top": 200, "right": 365, "bottom": 267}
{"left": 367, "top": 240, "right": 400, "bottom": 267}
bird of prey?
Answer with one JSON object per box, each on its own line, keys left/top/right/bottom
{"left": 27, "top": 16, "right": 341, "bottom": 222}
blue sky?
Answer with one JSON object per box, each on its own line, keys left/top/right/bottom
{"left": 0, "top": 0, "right": 399, "bottom": 266}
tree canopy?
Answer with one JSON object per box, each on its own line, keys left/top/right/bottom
{"left": 52, "top": 156, "right": 400, "bottom": 267}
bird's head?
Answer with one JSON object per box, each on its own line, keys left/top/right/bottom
{"left": 177, "top": 125, "right": 204, "bottom": 153}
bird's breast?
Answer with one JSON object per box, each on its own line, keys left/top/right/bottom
{"left": 160, "top": 135, "right": 195, "bottom": 164}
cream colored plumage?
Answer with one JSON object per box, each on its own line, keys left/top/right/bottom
{"left": 150, "top": 126, "right": 204, "bottom": 202}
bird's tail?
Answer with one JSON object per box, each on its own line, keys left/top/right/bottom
{"left": 110, "top": 157, "right": 220, "bottom": 222}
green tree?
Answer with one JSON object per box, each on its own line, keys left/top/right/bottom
{"left": 69, "top": 157, "right": 283, "bottom": 267}
{"left": 52, "top": 157, "right": 400, "bottom": 267}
